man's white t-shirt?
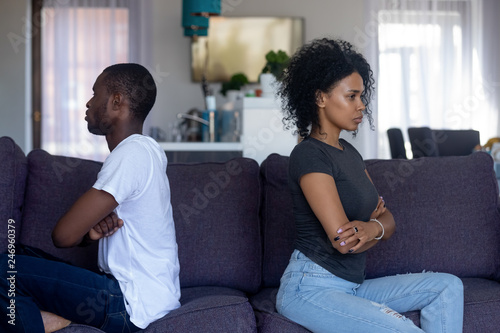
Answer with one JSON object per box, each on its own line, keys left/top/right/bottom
{"left": 93, "top": 134, "right": 181, "bottom": 329}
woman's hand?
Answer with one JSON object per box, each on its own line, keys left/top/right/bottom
{"left": 334, "top": 196, "right": 387, "bottom": 253}
{"left": 334, "top": 219, "right": 381, "bottom": 253}
{"left": 370, "top": 196, "right": 386, "bottom": 220}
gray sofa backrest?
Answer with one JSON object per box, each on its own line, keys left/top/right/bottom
{"left": 2, "top": 135, "right": 499, "bottom": 294}
{"left": 259, "top": 152, "right": 500, "bottom": 287}
{"left": 0, "top": 137, "right": 28, "bottom": 253}
{"left": 6, "top": 143, "right": 263, "bottom": 294}
{"left": 20, "top": 149, "right": 102, "bottom": 272}
{"left": 365, "top": 153, "right": 500, "bottom": 280}
{"left": 168, "top": 158, "right": 262, "bottom": 293}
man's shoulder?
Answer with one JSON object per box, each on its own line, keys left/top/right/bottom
{"left": 113, "top": 135, "right": 161, "bottom": 158}
{"left": 117, "top": 134, "right": 155, "bottom": 149}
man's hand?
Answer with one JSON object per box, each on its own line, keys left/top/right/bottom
{"left": 88, "top": 212, "right": 124, "bottom": 241}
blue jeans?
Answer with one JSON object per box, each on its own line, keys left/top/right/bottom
{"left": 0, "top": 249, "right": 140, "bottom": 333}
{"left": 276, "top": 250, "right": 464, "bottom": 333}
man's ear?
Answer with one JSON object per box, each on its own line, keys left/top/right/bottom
{"left": 111, "top": 93, "right": 123, "bottom": 110}
{"left": 315, "top": 90, "right": 326, "bottom": 108}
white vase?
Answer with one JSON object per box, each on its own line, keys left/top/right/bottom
{"left": 260, "top": 73, "right": 277, "bottom": 98}
{"left": 226, "top": 89, "right": 242, "bottom": 102}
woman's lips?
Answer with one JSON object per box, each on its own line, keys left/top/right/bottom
{"left": 354, "top": 116, "right": 363, "bottom": 124}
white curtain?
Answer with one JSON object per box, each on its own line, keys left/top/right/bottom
{"left": 41, "top": 0, "right": 152, "bottom": 161}
{"left": 363, "top": 0, "right": 498, "bottom": 158}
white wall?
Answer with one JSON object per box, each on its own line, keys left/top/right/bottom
{"left": 0, "top": 0, "right": 30, "bottom": 152}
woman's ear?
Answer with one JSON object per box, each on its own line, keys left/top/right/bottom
{"left": 315, "top": 90, "right": 326, "bottom": 108}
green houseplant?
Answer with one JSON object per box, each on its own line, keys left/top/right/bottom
{"left": 261, "top": 50, "right": 290, "bottom": 80}
{"left": 220, "top": 73, "right": 249, "bottom": 97}
{"left": 260, "top": 50, "right": 289, "bottom": 97}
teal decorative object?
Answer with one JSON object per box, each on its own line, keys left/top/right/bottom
{"left": 189, "top": 0, "right": 221, "bottom": 17}
{"left": 182, "top": 0, "right": 209, "bottom": 37}
{"left": 184, "top": 27, "right": 208, "bottom": 37}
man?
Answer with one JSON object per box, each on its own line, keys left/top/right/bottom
{"left": 1, "top": 63, "right": 181, "bottom": 332}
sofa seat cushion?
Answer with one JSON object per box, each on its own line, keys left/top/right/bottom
{"left": 168, "top": 158, "right": 262, "bottom": 293}
{"left": 250, "top": 287, "right": 418, "bottom": 333}
{"left": 250, "top": 288, "right": 311, "bottom": 333}
{"left": 0, "top": 136, "right": 28, "bottom": 253}
{"left": 56, "top": 287, "right": 258, "bottom": 333}
{"left": 145, "top": 286, "right": 257, "bottom": 332}
{"left": 365, "top": 153, "right": 500, "bottom": 281}
{"left": 250, "top": 277, "right": 500, "bottom": 333}
{"left": 20, "top": 149, "right": 102, "bottom": 272}
{"left": 462, "top": 277, "right": 500, "bottom": 333}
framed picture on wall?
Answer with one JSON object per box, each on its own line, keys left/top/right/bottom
{"left": 191, "top": 16, "right": 304, "bottom": 83}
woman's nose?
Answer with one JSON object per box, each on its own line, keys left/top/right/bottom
{"left": 358, "top": 101, "right": 366, "bottom": 111}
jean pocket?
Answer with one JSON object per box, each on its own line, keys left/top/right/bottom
{"left": 100, "top": 310, "right": 140, "bottom": 333}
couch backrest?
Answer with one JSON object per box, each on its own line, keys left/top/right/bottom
{"left": 19, "top": 149, "right": 263, "bottom": 293}
{"left": 365, "top": 152, "right": 500, "bottom": 281}
{"left": 0, "top": 137, "right": 28, "bottom": 253}
{"left": 259, "top": 152, "right": 500, "bottom": 287}
{"left": 259, "top": 154, "right": 295, "bottom": 288}
{"left": 20, "top": 149, "right": 102, "bottom": 272}
{"left": 168, "top": 158, "right": 262, "bottom": 294}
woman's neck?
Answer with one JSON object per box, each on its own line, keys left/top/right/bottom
{"left": 310, "top": 130, "right": 343, "bottom": 150}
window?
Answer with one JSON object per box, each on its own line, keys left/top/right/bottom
{"left": 38, "top": 1, "right": 130, "bottom": 161}
{"left": 373, "top": 1, "right": 495, "bottom": 158}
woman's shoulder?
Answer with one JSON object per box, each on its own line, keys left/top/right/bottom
{"left": 291, "top": 137, "right": 324, "bottom": 158}
{"left": 339, "top": 138, "right": 364, "bottom": 161}
{"left": 339, "top": 138, "right": 356, "bottom": 150}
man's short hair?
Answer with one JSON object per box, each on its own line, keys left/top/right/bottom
{"left": 102, "top": 63, "right": 157, "bottom": 122}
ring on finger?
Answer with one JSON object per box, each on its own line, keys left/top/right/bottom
{"left": 353, "top": 226, "right": 359, "bottom": 234}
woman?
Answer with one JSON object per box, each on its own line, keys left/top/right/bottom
{"left": 275, "top": 38, "right": 463, "bottom": 333}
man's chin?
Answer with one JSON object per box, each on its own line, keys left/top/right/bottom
{"left": 87, "top": 125, "right": 105, "bottom": 136}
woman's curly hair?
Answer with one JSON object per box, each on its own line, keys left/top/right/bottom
{"left": 278, "top": 38, "right": 375, "bottom": 138}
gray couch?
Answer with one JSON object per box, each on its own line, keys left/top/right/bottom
{"left": 1, "top": 135, "right": 499, "bottom": 332}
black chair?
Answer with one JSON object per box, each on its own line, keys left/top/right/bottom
{"left": 408, "top": 127, "right": 439, "bottom": 158}
{"left": 387, "top": 128, "right": 408, "bottom": 159}
{"left": 408, "top": 127, "right": 480, "bottom": 158}
{"left": 433, "top": 129, "right": 480, "bottom": 156}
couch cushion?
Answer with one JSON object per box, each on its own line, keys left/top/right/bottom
{"left": 250, "top": 287, "right": 420, "bottom": 332}
{"left": 20, "top": 149, "right": 102, "bottom": 272}
{"left": 146, "top": 286, "right": 257, "bottom": 332}
{"left": 462, "top": 277, "right": 500, "bottom": 333}
{"left": 0, "top": 137, "right": 28, "bottom": 253}
{"left": 259, "top": 154, "right": 295, "bottom": 288}
{"left": 250, "top": 288, "right": 311, "bottom": 333}
{"left": 168, "top": 158, "right": 261, "bottom": 293}
{"left": 365, "top": 152, "right": 500, "bottom": 281}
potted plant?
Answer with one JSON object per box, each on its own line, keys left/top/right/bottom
{"left": 261, "top": 50, "right": 290, "bottom": 80}
{"left": 219, "top": 73, "right": 249, "bottom": 99}
{"left": 260, "top": 50, "right": 289, "bottom": 97}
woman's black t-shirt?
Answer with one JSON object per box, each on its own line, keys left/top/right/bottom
{"left": 288, "top": 137, "right": 379, "bottom": 283}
